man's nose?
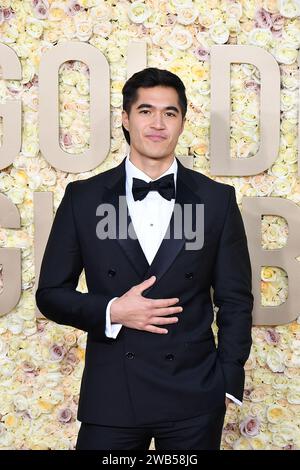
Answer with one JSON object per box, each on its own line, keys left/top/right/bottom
{"left": 151, "top": 113, "right": 166, "bottom": 128}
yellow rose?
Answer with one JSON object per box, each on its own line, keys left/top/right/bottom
{"left": 269, "top": 162, "right": 289, "bottom": 178}
{"left": 261, "top": 267, "right": 277, "bottom": 282}
{"left": 267, "top": 404, "right": 287, "bottom": 423}
{"left": 49, "top": 2, "right": 67, "bottom": 21}
{"left": 4, "top": 413, "right": 19, "bottom": 429}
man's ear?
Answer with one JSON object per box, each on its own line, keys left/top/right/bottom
{"left": 122, "top": 110, "right": 129, "bottom": 131}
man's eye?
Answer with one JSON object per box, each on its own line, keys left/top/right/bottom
{"left": 140, "top": 110, "right": 150, "bottom": 114}
{"left": 166, "top": 113, "right": 175, "bottom": 117}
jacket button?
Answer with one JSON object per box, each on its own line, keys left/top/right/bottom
{"left": 185, "top": 272, "right": 194, "bottom": 279}
{"left": 108, "top": 269, "right": 116, "bottom": 277}
{"left": 165, "top": 353, "right": 174, "bottom": 361}
{"left": 125, "top": 352, "right": 135, "bottom": 359}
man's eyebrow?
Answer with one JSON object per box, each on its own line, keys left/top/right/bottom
{"left": 136, "top": 103, "right": 180, "bottom": 113}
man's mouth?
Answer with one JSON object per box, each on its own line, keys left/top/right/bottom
{"left": 146, "top": 135, "right": 167, "bottom": 142}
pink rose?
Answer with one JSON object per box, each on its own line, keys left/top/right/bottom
{"left": 194, "top": 46, "right": 210, "bottom": 61}
{"left": 67, "top": 0, "right": 83, "bottom": 16}
{"left": 270, "top": 13, "right": 285, "bottom": 38}
{"left": 265, "top": 328, "right": 280, "bottom": 345}
{"left": 3, "top": 8, "right": 15, "bottom": 21}
{"left": 33, "top": 0, "right": 49, "bottom": 20}
{"left": 50, "top": 344, "right": 66, "bottom": 361}
{"left": 255, "top": 7, "right": 273, "bottom": 29}
{"left": 244, "top": 80, "right": 260, "bottom": 92}
{"left": 61, "top": 132, "right": 73, "bottom": 149}
{"left": 239, "top": 416, "right": 260, "bottom": 437}
{"left": 65, "top": 350, "right": 79, "bottom": 366}
{"left": 58, "top": 408, "right": 73, "bottom": 423}
{"left": 61, "top": 363, "right": 74, "bottom": 375}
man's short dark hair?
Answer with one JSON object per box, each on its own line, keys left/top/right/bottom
{"left": 121, "top": 67, "right": 187, "bottom": 145}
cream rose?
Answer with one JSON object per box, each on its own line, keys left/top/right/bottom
{"left": 128, "top": 1, "right": 151, "bottom": 24}
{"left": 167, "top": 26, "right": 193, "bottom": 50}
{"left": 209, "top": 21, "right": 230, "bottom": 44}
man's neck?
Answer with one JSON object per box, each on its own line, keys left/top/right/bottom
{"left": 128, "top": 153, "right": 175, "bottom": 180}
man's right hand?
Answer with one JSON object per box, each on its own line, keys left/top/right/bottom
{"left": 110, "top": 275, "right": 183, "bottom": 334}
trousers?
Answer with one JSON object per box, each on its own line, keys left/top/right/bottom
{"left": 75, "top": 404, "right": 226, "bottom": 450}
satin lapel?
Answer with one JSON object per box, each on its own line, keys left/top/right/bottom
{"left": 141, "top": 158, "right": 202, "bottom": 296}
{"left": 102, "top": 157, "right": 149, "bottom": 279}
{"left": 102, "top": 156, "right": 202, "bottom": 291}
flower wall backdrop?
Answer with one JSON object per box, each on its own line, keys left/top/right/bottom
{"left": 0, "top": 0, "right": 300, "bottom": 450}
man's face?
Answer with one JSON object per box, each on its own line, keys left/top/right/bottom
{"left": 122, "top": 86, "right": 185, "bottom": 161}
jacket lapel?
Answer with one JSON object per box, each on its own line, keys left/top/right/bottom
{"left": 102, "top": 156, "right": 202, "bottom": 293}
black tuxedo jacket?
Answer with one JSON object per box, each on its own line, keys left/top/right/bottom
{"left": 36, "top": 156, "right": 253, "bottom": 426}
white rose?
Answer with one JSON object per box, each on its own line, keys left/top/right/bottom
{"left": 266, "top": 349, "right": 285, "bottom": 372}
{"left": 128, "top": 1, "right": 151, "bottom": 24}
{"left": 7, "top": 187, "right": 26, "bottom": 205}
{"left": 282, "top": 24, "right": 300, "bottom": 46}
{"left": 93, "top": 21, "right": 112, "bottom": 37}
{"left": 0, "top": 338, "right": 8, "bottom": 358}
{"left": 167, "top": 26, "right": 193, "bottom": 50}
{"left": 107, "top": 45, "right": 122, "bottom": 63}
{"left": 26, "top": 18, "right": 44, "bottom": 39}
{"left": 13, "top": 394, "right": 28, "bottom": 411}
{"left": 111, "top": 93, "right": 123, "bottom": 108}
{"left": 281, "top": 89, "right": 298, "bottom": 111}
{"left": 275, "top": 42, "right": 298, "bottom": 64}
{"left": 286, "top": 389, "right": 300, "bottom": 404}
{"left": 90, "top": 3, "right": 112, "bottom": 22}
{"left": 248, "top": 28, "right": 273, "bottom": 47}
{"left": 75, "top": 20, "right": 93, "bottom": 42}
{"left": 0, "top": 174, "right": 14, "bottom": 192}
{"left": 176, "top": 5, "right": 199, "bottom": 25}
{"left": 272, "top": 178, "right": 292, "bottom": 196}
{"left": 21, "top": 61, "right": 35, "bottom": 84}
{"left": 226, "top": 16, "right": 241, "bottom": 35}
{"left": 209, "top": 21, "right": 230, "bottom": 44}
{"left": 226, "top": 2, "right": 243, "bottom": 19}
{"left": 0, "top": 360, "right": 17, "bottom": 378}
{"left": 279, "top": 0, "right": 300, "bottom": 18}
{"left": 76, "top": 77, "right": 89, "bottom": 95}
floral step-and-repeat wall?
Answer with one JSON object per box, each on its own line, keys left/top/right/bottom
{"left": 0, "top": 0, "right": 300, "bottom": 450}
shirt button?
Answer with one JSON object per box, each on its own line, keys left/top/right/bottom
{"left": 108, "top": 269, "right": 116, "bottom": 277}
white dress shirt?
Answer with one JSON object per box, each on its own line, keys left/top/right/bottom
{"left": 104, "top": 154, "right": 242, "bottom": 407}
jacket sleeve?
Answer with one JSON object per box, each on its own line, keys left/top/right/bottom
{"left": 212, "top": 185, "right": 253, "bottom": 402}
{"left": 35, "top": 182, "right": 112, "bottom": 342}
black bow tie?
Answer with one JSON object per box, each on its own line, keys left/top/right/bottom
{"left": 132, "top": 173, "right": 175, "bottom": 201}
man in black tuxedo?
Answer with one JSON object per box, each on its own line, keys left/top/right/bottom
{"left": 36, "top": 68, "right": 253, "bottom": 450}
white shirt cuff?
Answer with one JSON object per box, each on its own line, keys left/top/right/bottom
{"left": 226, "top": 393, "right": 242, "bottom": 406}
{"left": 105, "top": 297, "right": 122, "bottom": 339}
